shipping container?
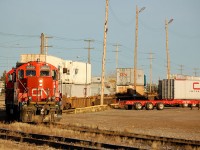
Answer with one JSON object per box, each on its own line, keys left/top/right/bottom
{"left": 116, "top": 68, "right": 144, "bottom": 86}
{"left": 160, "top": 79, "right": 200, "bottom": 100}
{"left": 170, "top": 74, "right": 200, "bottom": 80}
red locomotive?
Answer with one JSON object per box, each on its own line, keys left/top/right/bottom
{"left": 5, "top": 60, "right": 62, "bottom": 122}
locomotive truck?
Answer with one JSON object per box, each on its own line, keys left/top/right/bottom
{"left": 5, "top": 60, "right": 62, "bottom": 122}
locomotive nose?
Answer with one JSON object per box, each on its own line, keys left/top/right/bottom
{"left": 27, "top": 77, "right": 54, "bottom": 102}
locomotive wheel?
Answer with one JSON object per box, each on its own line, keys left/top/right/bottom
{"left": 156, "top": 103, "right": 164, "bottom": 110}
{"left": 145, "top": 103, "right": 154, "bottom": 110}
{"left": 5, "top": 104, "right": 11, "bottom": 115}
{"left": 135, "top": 102, "right": 142, "bottom": 110}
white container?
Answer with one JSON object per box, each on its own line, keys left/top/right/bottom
{"left": 161, "top": 79, "right": 200, "bottom": 100}
{"left": 174, "top": 80, "right": 200, "bottom": 99}
{"left": 116, "top": 68, "right": 144, "bottom": 86}
{"left": 170, "top": 74, "right": 200, "bottom": 81}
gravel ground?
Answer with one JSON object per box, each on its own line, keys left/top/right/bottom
{"left": 61, "top": 107, "right": 200, "bottom": 141}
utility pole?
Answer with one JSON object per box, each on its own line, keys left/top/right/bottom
{"left": 193, "top": 68, "right": 199, "bottom": 77}
{"left": 100, "top": 0, "right": 109, "bottom": 106}
{"left": 165, "top": 19, "right": 173, "bottom": 79}
{"left": 148, "top": 51, "right": 155, "bottom": 93}
{"left": 44, "top": 35, "right": 53, "bottom": 55}
{"left": 133, "top": 6, "right": 145, "bottom": 91}
{"left": 113, "top": 43, "right": 121, "bottom": 69}
{"left": 178, "top": 65, "right": 184, "bottom": 75}
{"left": 84, "top": 39, "right": 94, "bottom": 64}
{"left": 40, "top": 33, "right": 53, "bottom": 55}
{"left": 40, "top": 33, "right": 45, "bottom": 54}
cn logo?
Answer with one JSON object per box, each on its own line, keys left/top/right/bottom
{"left": 32, "top": 88, "right": 48, "bottom": 96}
{"left": 193, "top": 82, "right": 200, "bottom": 90}
{"left": 120, "top": 73, "right": 127, "bottom": 77}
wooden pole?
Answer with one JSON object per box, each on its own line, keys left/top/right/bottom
{"left": 134, "top": 6, "right": 139, "bottom": 91}
{"left": 100, "top": 0, "right": 109, "bottom": 105}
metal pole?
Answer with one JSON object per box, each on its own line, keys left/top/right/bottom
{"left": 100, "top": 0, "right": 109, "bottom": 106}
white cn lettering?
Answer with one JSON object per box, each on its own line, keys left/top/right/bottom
{"left": 32, "top": 88, "right": 48, "bottom": 96}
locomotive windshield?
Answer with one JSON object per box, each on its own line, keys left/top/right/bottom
{"left": 26, "top": 70, "right": 36, "bottom": 76}
{"left": 40, "top": 70, "right": 50, "bottom": 76}
{"left": 40, "top": 65, "right": 50, "bottom": 76}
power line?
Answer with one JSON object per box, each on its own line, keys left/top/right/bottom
{"left": 0, "top": 31, "right": 39, "bottom": 37}
{"left": 0, "top": 45, "right": 38, "bottom": 49}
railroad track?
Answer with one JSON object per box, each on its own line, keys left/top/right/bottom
{"left": 53, "top": 123, "right": 200, "bottom": 149}
{"left": 0, "top": 128, "right": 138, "bottom": 149}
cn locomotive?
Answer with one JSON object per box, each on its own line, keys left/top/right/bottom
{"left": 5, "top": 60, "right": 62, "bottom": 122}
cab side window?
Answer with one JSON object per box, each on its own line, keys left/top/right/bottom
{"left": 8, "top": 73, "right": 13, "bottom": 82}
{"left": 52, "top": 70, "right": 57, "bottom": 80}
{"left": 18, "top": 70, "right": 24, "bottom": 79}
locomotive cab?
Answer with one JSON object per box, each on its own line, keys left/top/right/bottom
{"left": 5, "top": 61, "right": 62, "bottom": 123}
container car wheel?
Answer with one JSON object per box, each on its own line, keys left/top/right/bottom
{"left": 182, "top": 103, "right": 188, "bottom": 108}
{"left": 124, "top": 105, "right": 132, "bottom": 110}
{"left": 145, "top": 102, "right": 154, "bottom": 110}
{"left": 135, "top": 102, "right": 142, "bottom": 110}
{"left": 156, "top": 103, "right": 164, "bottom": 110}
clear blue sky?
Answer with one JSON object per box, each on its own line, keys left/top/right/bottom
{"left": 0, "top": 0, "right": 200, "bottom": 83}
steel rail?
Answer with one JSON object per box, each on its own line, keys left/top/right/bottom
{"left": 0, "top": 128, "right": 138, "bottom": 149}
{"left": 54, "top": 123, "right": 200, "bottom": 149}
